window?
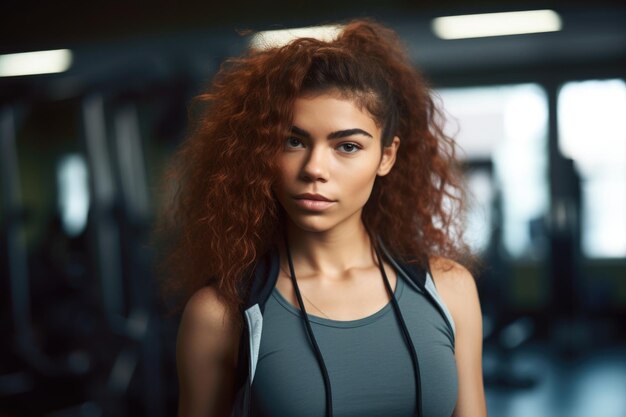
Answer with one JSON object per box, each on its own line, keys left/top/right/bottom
{"left": 558, "top": 79, "right": 626, "bottom": 258}
{"left": 436, "top": 84, "right": 549, "bottom": 258}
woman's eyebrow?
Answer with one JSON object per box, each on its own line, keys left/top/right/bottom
{"left": 328, "top": 128, "right": 373, "bottom": 139}
{"left": 291, "top": 125, "right": 373, "bottom": 139}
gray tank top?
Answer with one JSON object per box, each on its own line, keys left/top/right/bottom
{"left": 250, "top": 269, "right": 458, "bottom": 417}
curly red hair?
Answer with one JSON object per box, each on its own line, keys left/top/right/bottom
{"left": 152, "top": 18, "right": 479, "bottom": 319}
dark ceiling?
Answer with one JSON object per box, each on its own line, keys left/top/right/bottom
{"left": 1, "top": 0, "right": 624, "bottom": 95}
{"left": 2, "top": 0, "right": 624, "bottom": 53}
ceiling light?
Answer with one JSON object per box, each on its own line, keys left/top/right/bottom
{"left": 0, "top": 49, "right": 73, "bottom": 77}
{"left": 432, "top": 9, "right": 562, "bottom": 40}
{"left": 249, "top": 25, "right": 343, "bottom": 50}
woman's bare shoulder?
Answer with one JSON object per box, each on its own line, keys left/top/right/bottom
{"left": 178, "top": 286, "right": 241, "bottom": 366}
{"left": 427, "top": 256, "right": 480, "bottom": 321}
{"left": 182, "top": 286, "right": 236, "bottom": 327}
{"left": 428, "top": 257, "right": 487, "bottom": 417}
{"left": 176, "top": 286, "right": 241, "bottom": 416}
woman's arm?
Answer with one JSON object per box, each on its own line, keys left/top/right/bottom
{"left": 429, "top": 257, "right": 488, "bottom": 417}
{"left": 176, "top": 286, "right": 241, "bottom": 417}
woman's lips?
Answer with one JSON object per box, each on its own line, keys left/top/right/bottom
{"left": 294, "top": 198, "right": 336, "bottom": 211}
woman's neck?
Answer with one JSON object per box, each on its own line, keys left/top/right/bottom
{"left": 279, "top": 220, "right": 378, "bottom": 281}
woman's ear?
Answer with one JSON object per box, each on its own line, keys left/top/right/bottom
{"left": 377, "top": 136, "right": 400, "bottom": 176}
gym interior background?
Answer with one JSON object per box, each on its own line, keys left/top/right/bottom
{"left": 1, "top": 1, "right": 625, "bottom": 416}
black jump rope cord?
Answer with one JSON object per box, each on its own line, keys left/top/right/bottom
{"left": 374, "top": 243, "right": 423, "bottom": 417}
{"left": 283, "top": 231, "right": 423, "bottom": 417}
{"left": 284, "top": 232, "right": 335, "bottom": 416}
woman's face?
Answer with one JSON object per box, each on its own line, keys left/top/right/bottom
{"left": 273, "top": 91, "right": 400, "bottom": 234}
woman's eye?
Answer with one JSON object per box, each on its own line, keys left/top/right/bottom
{"left": 338, "top": 143, "right": 361, "bottom": 154}
{"left": 284, "top": 138, "right": 360, "bottom": 154}
{"left": 285, "top": 137, "right": 304, "bottom": 148}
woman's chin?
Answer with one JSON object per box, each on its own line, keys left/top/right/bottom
{"left": 288, "top": 217, "right": 336, "bottom": 234}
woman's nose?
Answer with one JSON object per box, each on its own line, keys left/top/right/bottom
{"left": 300, "top": 146, "right": 330, "bottom": 182}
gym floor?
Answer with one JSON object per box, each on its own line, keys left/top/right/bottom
{"left": 484, "top": 340, "right": 626, "bottom": 417}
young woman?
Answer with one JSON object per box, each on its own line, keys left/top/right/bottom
{"left": 155, "top": 18, "right": 487, "bottom": 417}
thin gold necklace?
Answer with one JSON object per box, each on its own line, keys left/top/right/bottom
{"left": 280, "top": 266, "right": 332, "bottom": 319}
